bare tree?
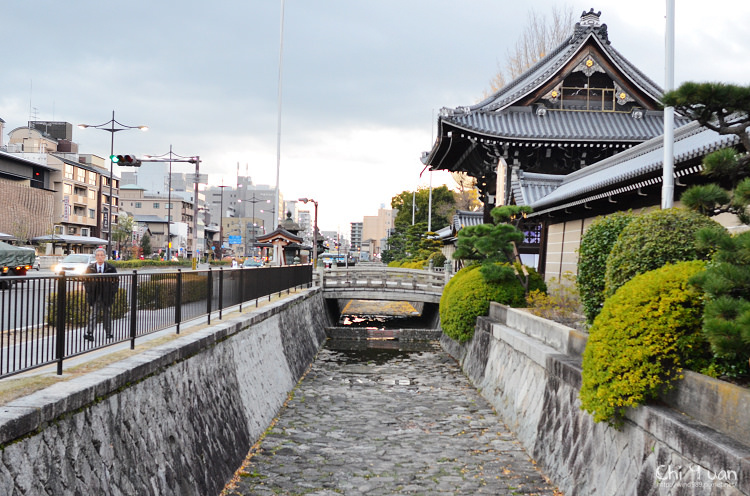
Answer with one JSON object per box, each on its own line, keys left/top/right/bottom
{"left": 451, "top": 172, "right": 482, "bottom": 211}
{"left": 485, "top": 6, "right": 575, "bottom": 96}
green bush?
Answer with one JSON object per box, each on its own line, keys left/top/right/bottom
{"left": 577, "top": 211, "right": 633, "bottom": 323}
{"left": 47, "top": 288, "right": 128, "bottom": 326}
{"left": 580, "top": 261, "right": 710, "bottom": 425}
{"left": 429, "top": 252, "right": 447, "bottom": 267}
{"left": 111, "top": 259, "right": 191, "bottom": 270}
{"left": 440, "top": 263, "right": 545, "bottom": 343}
{"left": 138, "top": 274, "right": 208, "bottom": 310}
{"left": 603, "top": 208, "right": 723, "bottom": 297}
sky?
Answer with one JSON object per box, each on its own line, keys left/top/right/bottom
{"left": 2, "top": 1, "right": 750, "bottom": 233}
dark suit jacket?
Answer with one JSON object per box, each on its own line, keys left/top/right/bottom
{"left": 84, "top": 262, "right": 118, "bottom": 305}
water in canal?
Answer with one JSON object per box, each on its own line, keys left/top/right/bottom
{"left": 222, "top": 310, "right": 559, "bottom": 495}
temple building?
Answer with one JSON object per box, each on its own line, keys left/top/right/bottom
{"left": 421, "top": 9, "right": 742, "bottom": 277}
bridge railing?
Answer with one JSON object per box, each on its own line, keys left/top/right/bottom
{"left": 321, "top": 266, "right": 447, "bottom": 293}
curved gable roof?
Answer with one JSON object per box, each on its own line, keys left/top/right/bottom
{"left": 468, "top": 12, "right": 663, "bottom": 114}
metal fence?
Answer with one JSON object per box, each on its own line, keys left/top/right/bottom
{"left": 0, "top": 265, "right": 312, "bottom": 378}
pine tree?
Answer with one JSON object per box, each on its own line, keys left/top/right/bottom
{"left": 453, "top": 205, "right": 534, "bottom": 292}
{"left": 663, "top": 82, "right": 750, "bottom": 370}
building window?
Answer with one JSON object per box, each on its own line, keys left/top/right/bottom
{"left": 153, "top": 203, "right": 160, "bottom": 209}
{"left": 54, "top": 225, "right": 63, "bottom": 235}
{"left": 88, "top": 189, "right": 96, "bottom": 200}
{"left": 74, "top": 186, "right": 87, "bottom": 196}
{"left": 77, "top": 168, "right": 85, "bottom": 182}
{"left": 63, "top": 184, "right": 73, "bottom": 194}
{"left": 88, "top": 171, "right": 97, "bottom": 185}
{"left": 64, "top": 164, "right": 74, "bottom": 180}
{"left": 89, "top": 209, "right": 95, "bottom": 219}
{"left": 135, "top": 202, "right": 142, "bottom": 208}
{"left": 81, "top": 228, "right": 90, "bottom": 237}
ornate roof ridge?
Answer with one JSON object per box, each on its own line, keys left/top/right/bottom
{"left": 448, "top": 10, "right": 661, "bottom": 117}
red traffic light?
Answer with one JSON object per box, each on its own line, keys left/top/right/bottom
{"left": 115, "top": 155, "right": 142, "bottom": 167}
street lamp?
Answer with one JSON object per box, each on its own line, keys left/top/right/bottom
{"left": 298, "top": 198, "right": 318, "bottom": 267}
{"left": 143, "top": 147, "right": 201, "bottom": 260}
{"left": 78, "top": 110, "right": 147, "bottom": 259}
{"left": 239, "top": 193, "right": 270, "bottom": 258}
{"left": 218, "top": 184, "right": 230, "bottom": 259}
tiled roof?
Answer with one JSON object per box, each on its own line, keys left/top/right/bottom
{"left": 512, "top": 170, "right": 566, "bottom": 206}
{"left": 452, "top": 210, "right": 483, "bottom": 231}
{"left": 444, "top": 107, "right": 684, "bottom": 142}
{"left": 469, "top": 21, "right": 662, "bottom": 113}
{"left": 529, "top": 122, "right": 742, "bottom": 213}
{"left": 133, "top": 215, "right": 168, "bottom": 224}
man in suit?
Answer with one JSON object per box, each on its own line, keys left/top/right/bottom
{"left": 83, "top": 247, "right": 118, "bottom": 341}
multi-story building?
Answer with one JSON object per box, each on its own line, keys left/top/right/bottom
{"left": 205, "top": 180, "right": 279, "bottom": 232}
{"left": 119, "top": 185, "right": 198, "bottom": 257}
{"left": 349, "top": 222, "right": 363, "bottom": 255}
{"left": 2, "top": 122, "right": 117, "bottom": 255}
{"left": 362, "top": 206, "right": 396, "bottom": 261}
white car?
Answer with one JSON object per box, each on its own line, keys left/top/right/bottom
{"left": 53, "top": 254, "right": 96, "bottom": 275}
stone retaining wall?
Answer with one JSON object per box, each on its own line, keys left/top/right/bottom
{"left": 0, "top": 289, "right": 329, "bottom": 496}
{"left": 442, "top": 304, "right": 749, "bottom": 496}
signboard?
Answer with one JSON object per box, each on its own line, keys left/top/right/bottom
{"left": 228, "top": 235, "right": 242, "bottom": 245}
{"left": 62, "top": 196, "right": 70, "bottom": 222}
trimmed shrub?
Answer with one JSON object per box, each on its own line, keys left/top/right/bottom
{"left": 47, "top": 288, "right": 128, "bottom": 326}
{"left": 577, "top": 211, "right": 633, "bottom": 323}
{"left": 138, "top": 274, "right": 208, "bottom": 310}
{"left": 429, "top": 252, "right": 447, "bottom": 267}
{"left": 603, "top": 208, "right": 723, "bottom": 297}
{"left": 440, "top": 263, "right": 545, "bottom": 343}
{"left": 580, "top": 261, "right": 710, "bottom": 425}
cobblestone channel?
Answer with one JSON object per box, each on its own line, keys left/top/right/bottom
{"left": 224, "top": 341, "right": 560, "bottom": 495}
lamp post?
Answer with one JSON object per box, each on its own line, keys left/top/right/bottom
{"left": 240, "top": 193, "right": 270, "bottom": 258}
{"left": 218, "top": 184, "right": 230, "bottom": 259}
{"left": 142, "top": 147, "right": 201, "bottom": 261}
{"left": 298, "top": 198, "right": 318, "bottom": 267}
{"left": 78, "top": 110, "right": 147, "bottom": 259}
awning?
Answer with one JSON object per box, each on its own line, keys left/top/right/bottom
{"left": 31, "top": 235, "right": 109, "bottom": 245}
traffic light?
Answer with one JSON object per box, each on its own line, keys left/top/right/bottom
{"left": 111, "top": 154, "right": 142, "bottom": 167}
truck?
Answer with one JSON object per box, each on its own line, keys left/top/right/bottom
{"left": 0, "top": 241, "right": 35, "bottom": 289}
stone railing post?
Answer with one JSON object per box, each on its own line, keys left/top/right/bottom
{"left": 444, "top": 260, "right": 452, "bottom": 286}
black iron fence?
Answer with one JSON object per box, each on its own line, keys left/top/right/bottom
{"left": 0, "top": 265, "right": 312, "bottom": 378}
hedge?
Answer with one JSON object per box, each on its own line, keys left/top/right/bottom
{"left": 440, "top": 263, "right": 545, "bottom": 343}
{"left": 603, "top": 208, "right": 723, "bottom": 298}
{"left": 580, "top": 261, "right": 710, "bottom": 425}
{"left": 577, "top": 211, "right": 633, "bottom": 323}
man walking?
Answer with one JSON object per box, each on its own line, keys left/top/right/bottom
{"left": 84, "top": 247, "right": 118, "bottom": 341}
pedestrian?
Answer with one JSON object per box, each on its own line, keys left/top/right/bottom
{"left": 231, "top": 258, "right": 238, "bottom": 268}
{"left": 83, "top": 247, "right": 118, "bottom": 341}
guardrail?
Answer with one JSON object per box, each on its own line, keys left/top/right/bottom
{"left": 321, "top": 266, "right": 448, "bottom": 293}
{"left": 0, "top": 265, "right": 312, "bottom": 378}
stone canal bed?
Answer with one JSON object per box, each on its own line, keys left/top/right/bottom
{"left": 223, "top": 342, "right": 561, "bottom": 495}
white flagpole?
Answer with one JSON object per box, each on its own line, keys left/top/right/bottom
{"left": 662, "top": 0, "right": 675, "bottom": 209}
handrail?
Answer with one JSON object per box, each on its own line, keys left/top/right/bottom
{"left": 0, "top": 265, "right": 313, "bottom": 378}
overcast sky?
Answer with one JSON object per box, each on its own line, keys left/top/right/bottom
{"left": 3, "top": 1, "right": 750, "bottom": 232}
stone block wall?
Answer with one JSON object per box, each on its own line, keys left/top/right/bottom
{"left": 442, "top": 307, "right": 749, "bottom": 495}
{"left": 0, "top": 178, "right": 55, "bottom": 240}
{"left": 0, "top": 289, "right": 329, "bottom": 495}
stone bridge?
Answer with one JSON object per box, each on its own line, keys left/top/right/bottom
{"left": 320, "top": 266, "right": 449, "bottom": 304}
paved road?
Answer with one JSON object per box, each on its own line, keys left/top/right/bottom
{"left": 225, "top": 343, "right": 560, "bottom": 496}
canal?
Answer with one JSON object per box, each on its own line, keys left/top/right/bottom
{"left": 221, "top": 304, "right": 560, "bottom": 495}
